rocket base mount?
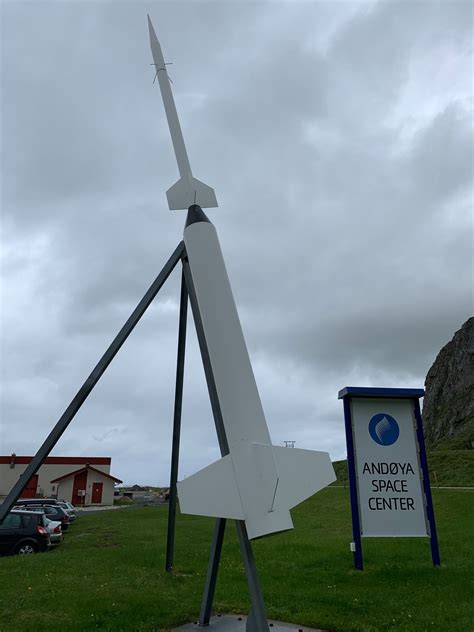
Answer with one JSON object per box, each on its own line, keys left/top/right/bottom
{"left": 171, "top": 615, "right": 325, "bottom": 632}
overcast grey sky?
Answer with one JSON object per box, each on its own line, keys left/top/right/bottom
{"left": 1, "top": 1, "right": 472, "bottom": 486}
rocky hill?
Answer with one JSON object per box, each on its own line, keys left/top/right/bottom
{"left": 422, "top": 317, "right": 474, "bottom": 449}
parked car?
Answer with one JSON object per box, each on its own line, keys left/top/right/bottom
{"left": 56, "top": 501, "right": 76, "bottom": 521}
{"left": 13, "top": 507, "right": 64, "bottom": 545}
{"left": 14, "top": 503, "right": 71, "bottom": 531}
{"left": 17, "top": 498, "right": 77, "bottom": 520}
{"left": 43, "top": 516, "right": 63, "bottom": 544}
{"left": 62, "top": 501, "right": 77, "bottom": 516}
{"left": 18, "top": 498, "right": 61, "bottom": 506}
{"left": 0, "top": 510, "right": 50, "bottom": 556}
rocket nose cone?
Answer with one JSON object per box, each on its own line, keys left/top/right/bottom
{"left": 147, "top": 15, "right": 159, "bottom": 42}
{"left": 185, "top": 205, "right": 211, "bottom": 228}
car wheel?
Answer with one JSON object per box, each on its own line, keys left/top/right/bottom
{"left": 16, "top": 543, "right": 37, "bottom": 555}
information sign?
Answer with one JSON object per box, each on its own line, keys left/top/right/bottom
{"left": 352, "top": 397, "right": 428, "bottom": 537}
{"left": 338, "top": 387, "right": 440, "bottom": 570}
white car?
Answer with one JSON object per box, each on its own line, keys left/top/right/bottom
{"left": 57, "top": 500, "right": 77, "bottom": 521}
{"left": 43, "top": 517, "right": 63, "bottom": 544}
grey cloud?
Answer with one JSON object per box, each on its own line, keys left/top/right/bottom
{"left": 407, "top": 104, "right": 473, "bottom": 202}
{"left": 1, "top": 1, "right": 472, "bottom": 485}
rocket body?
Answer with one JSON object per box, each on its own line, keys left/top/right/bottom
{"left": 178, "top": 209, "right": 336, "bottom": 539}
{"left": 184, "top": 216, "right": 271, "bottom": 450}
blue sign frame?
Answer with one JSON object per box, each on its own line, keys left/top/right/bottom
{"left": 338, "top": 386, "right": 440, "bottom": 570}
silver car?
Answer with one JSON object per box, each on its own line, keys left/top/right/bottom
{"left": 43, "top": 516, "right": 63, "bottom": 544}
{"left": 57, "top": 501, "right": 76, "bottom": 521}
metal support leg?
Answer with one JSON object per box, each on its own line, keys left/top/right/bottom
{"left": 342, "top": 396, "right": 363, "bottom": 570}
{"left": 166, "top": 267, "right": 188, "bottom": 572}
{"left": 413, "top": 400, "right": 441, "bottom": 566}
{"left": 199, "top": 518, "right": 227, "bottom": 625}
{"left": 0, "top": 242, "right": 185, "bottom": 522}
{"left": 236, "top": 521, "right": 269, "bottom": 632}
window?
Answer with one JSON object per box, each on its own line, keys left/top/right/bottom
{"left": 0, "top": 514, "right": 22, "bottom": 529}
{"left": 20, "top": 514, "right": 32, "bottom": 527}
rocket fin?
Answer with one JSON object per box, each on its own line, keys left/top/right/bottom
{"left": 177, "top": 454, "right": 244, "bottom": 520}
{"left": 166, "top": 176, "right": 218, "bottom": 210}
{"left": 272, "top": 447, "right": 336, "bottom": 510}
{"left": 177, "top": 446, "right": 335, "bottom": 535}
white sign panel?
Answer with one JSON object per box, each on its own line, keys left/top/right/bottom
{"left": 351, "top": 398, "right": 428, "bottom": 537}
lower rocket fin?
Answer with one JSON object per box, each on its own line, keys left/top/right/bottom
{"left": 177, "top": 445, "right": 336, "bottom": 537}
{"left": 272, "top": 447, "right": 336, "bottom": 510}
{"left": 177, "top": 453, "right": 244, "bottom": 520}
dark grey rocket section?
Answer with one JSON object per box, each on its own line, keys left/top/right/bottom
{"left": 185, "top": 204, "right": 211, "bottom": 228}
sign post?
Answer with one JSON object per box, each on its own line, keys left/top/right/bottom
{"left": 339, "top": 387, "right": 440, "bottom": 570}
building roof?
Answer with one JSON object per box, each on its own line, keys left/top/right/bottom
{"left": 50, "top": 465, "right": 122, "bottom": 484}
{"left": 0, "top": 455, "right": 111, "bottom": 465}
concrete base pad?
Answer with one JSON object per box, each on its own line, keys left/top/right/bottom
{"left": 171, "top": 614, "right": 324, "bottom": 632}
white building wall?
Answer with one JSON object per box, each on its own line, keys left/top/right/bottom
{"left": 85, "top": 471, "right": 115, "bottom": 506}
{"left": 54, "top": 477, "right": 74, "bottom": 503}
{"left": 0, "top": 460, "right": 112, "bottom": 499}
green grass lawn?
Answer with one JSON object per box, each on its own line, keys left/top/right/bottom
{"left": 0, "top": 488, "right": 472, "bottom": 632}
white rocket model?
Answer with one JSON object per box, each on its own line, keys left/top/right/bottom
{"left": 148, "top": 16, "right": 336, "bottom": 540}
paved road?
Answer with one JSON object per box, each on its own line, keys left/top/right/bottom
{"left": 76, "top": 499, "right": 168, "bottom": 516}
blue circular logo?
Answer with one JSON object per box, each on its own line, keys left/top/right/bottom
{"left": 368, "top": 413, "right": 400, "bottom": 446}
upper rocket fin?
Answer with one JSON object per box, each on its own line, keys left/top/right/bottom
{"left": 167, "top": 176, "right": 218, "bottom": 210}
